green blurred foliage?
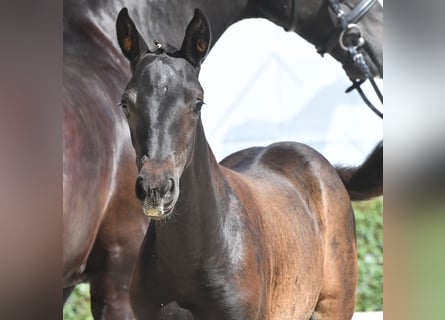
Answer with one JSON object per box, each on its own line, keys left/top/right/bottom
{"left": 399, "top": 204, "right": 445, "bottom": 320}
{"left": 63, "top": 199, "right": 383, "bottom": 318}
{"left": 353, "top": 198, "right": 383, "bottom": 311}
{"left": 63, "top": 284, "right": 93, "bottom": 320}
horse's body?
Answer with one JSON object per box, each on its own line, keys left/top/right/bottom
{"left": 132, "top": 139, "right": 358, "bottom": 319}
{"left": 64, "top": 0, "right": 382, "bottom": 317}
{"left": 63, "top": 15, "right": 149, "bottom": 318}
{"left": 116, "top": 9, "right": 380, "bottom": 319}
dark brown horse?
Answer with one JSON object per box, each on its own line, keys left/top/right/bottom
{"left": 116, "top": 8, "right": 381, "bottom": 319}
{"left": 64, "top": 0, "right": 382, "bottom": 318}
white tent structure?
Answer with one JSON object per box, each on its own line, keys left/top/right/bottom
{"left": 200, "top": 18, "right": 383, "bottom": 166}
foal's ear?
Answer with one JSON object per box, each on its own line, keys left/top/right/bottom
{"left": 116, "top": 8, "right": 148, "bottom": 65}
{"left": 179, "top": 9, "right": 211, "bottom": 68}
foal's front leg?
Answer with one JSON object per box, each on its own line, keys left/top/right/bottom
{"left": 157, "top": 302, "right": 194, "bottom": 320}
{"left": 129, "top": 299, "right": 193, "bottom": 320}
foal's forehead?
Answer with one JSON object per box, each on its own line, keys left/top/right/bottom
{"left": 136, "top": 54, "right": 199, "bottom": 90}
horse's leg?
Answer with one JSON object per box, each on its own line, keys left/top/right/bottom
{"left": 312, "top": 204, "right": 358, "bottom": 320}
{"left": 86, "top": 197, "right": 148, "bottom": 320}
{"left": 63, "top": 285, "right": 76, "bottom": 304}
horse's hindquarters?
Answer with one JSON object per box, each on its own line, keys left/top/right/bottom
{"left": 224, "top": 142, "right": 358, "bottom": 319}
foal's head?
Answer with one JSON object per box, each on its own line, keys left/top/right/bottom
{"left": 116, "top": 8, "right": 211, "bottom": 219}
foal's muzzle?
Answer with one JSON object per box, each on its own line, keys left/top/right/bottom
{"left": 135, "top": 166, "right": 177, "bottom": 219}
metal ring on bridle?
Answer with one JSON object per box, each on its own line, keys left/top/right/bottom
{"left": 339, "top": 23, "right": 365, "bottom": 51}
{"left": 320, "top": 0, "right": 383, "bottom": 118}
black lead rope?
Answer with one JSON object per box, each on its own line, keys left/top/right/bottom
{"left": 346, "top": 45, "right": 383, "bottom": 118}
{"left": 346, "top": 80, "right": 383, "bottom": 118}
{"left": 347, "top": 46, "right": 383, "bottom": 102}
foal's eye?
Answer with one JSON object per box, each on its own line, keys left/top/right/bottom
{"left": 193, "top": 100, "right": 204, "bottom": 114}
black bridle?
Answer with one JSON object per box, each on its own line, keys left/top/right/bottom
{"left": 287, "top": 0, "right": 383, "bottom": 119}
{"left": 317, "top": 0, "right": 378, "bottom": 55}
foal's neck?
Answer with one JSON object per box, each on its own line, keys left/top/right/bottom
{"left": 153, "top": 120, "right": 230, "bottom": 262}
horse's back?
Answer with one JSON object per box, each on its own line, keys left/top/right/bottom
{"left": 221, "top": 142, "right": 349, "bottom": 205}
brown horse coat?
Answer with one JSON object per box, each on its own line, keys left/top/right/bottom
{"left": 114, "top": 9, "right": 378, "bottom": 319}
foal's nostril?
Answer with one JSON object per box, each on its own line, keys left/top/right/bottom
{"left": 160, "top": 178, "right": 175, "bottom": 198}
{"left": 135, "top": 176, "right": 147, "bottom": 200}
